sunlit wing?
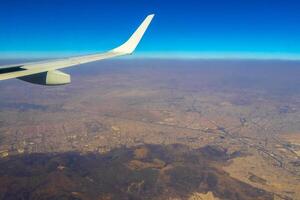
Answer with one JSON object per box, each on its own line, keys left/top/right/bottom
{"left": 0, "top": 14, "right": 154, "bottom": 85}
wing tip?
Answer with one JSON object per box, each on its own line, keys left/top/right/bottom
{"left": 148, "top": 14, "right": 155, "bottom": 18}
{"left": 111, "top": 14, "right": 155, "bottom": 55}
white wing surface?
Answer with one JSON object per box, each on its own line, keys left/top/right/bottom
{"left": 0, "top": 14, "right": 154, "bottom": 85}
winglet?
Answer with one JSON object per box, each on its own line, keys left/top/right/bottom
{"left": 111, "top": 14, "right": 155, "bottom": 55}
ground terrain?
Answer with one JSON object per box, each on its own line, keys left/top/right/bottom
{"left": 0, "top": 59, "right": 299, "bottom": 200}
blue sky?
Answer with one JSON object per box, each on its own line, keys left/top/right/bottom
{"left": 0, "top": 0, "right": 299, "bottom": 59}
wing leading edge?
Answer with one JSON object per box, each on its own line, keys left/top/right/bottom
{"left": 0, "top": 14, "right": 155, "bottom": 82}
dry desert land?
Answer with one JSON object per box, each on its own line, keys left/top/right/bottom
{"left": 0, "top": 59, "right": 299, "bottom": 200}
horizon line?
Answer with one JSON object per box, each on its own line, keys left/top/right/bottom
{"left": 1, "top": 51, "right": 300, "bottom": 61}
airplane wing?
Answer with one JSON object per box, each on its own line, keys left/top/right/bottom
{"left": 0, "top": 14, "right": 155, "bottom": 85}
